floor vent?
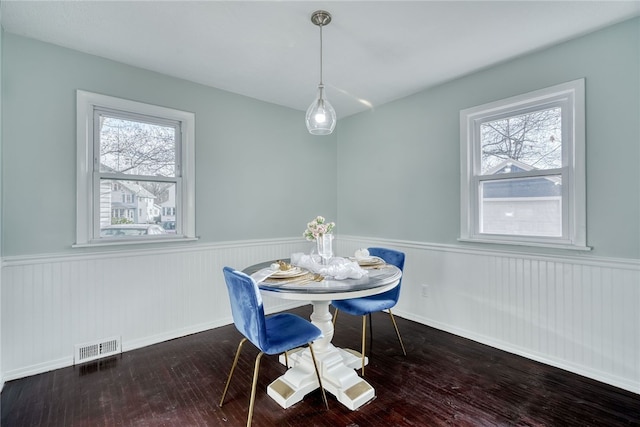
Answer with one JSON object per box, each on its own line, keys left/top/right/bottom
{"left": 74, "top": 336, "right": 121, "bottom": 364}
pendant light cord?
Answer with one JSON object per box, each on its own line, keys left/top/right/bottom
{"left": 319, "top": 23, "right": 324, "bottom": 86}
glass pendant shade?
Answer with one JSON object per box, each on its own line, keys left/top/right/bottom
{"left": 306, "top": 10, "right": 336, "bottom": 136}
{"left": 306, "top": 84, "right": 336, "bottom": 135}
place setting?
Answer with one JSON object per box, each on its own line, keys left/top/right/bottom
{"left": 350, "top": 248, "right": 388, "bottom": 269}
{"left": 250, "top": 260, "right": 323, "bottom": 288}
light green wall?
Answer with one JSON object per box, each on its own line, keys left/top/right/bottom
{"left": 1, "top": 34, "right": 337, "bottom": 256}
{"left": 0, "top": 22, "right": 4, "bottom": 388}
{"left": 2, "top": 18, "right": 639, "bottom": 260}
{"left": 338, "top": 17, "right": 640, "bottom": 260}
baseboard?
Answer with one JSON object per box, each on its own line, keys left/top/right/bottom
{"left": 3, "top": 356, "right": 74, "bottom": 383}
{"left": 1, "top": 302, "right": 305, "bottom": 385}
{"left": 2, "top": 320, "right": 231, "bottom": 383}
{"left": 122, "top": 320, "right": 229, "bottom": 354}
{"left": 394, "top": 309, "right": 640, "bottom": 395}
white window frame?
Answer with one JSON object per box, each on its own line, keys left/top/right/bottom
{"left": 74, "top": 90, "right": 196, "bottom": 247}
{"left": 459, "top": 79, "right": 589, "bottom": 250}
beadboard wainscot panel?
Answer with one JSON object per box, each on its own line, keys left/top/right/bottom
{"left": 337, "top": 236, "right": 640, "bottom": 394}
{"left": 1, "top": 238, "right": 312, "bottom": 381}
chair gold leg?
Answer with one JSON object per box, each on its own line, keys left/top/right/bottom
{"left": 361, "top": 315, "right": 367, "bottom": 376}
{"left": 308, "top": 343, "right": 329, "bottom": 410}
{"left": 332, "top": 309, "right": 339, "bottom": 326}
{"left": 219, "top": 338, "right": 248, "bottom": 407}
{"left": 388, "top": 309, "right": 406, "bottom": 356}
{"left": 247, "top": 352, "right": 264, "bottom": 427}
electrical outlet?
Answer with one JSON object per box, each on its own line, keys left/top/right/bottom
{"left": 421, "top": 284, "right": 429, "bottom": 298}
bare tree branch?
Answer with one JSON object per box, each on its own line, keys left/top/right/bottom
{"left": 480, "top": 107, "right": 561, "bottom": 173}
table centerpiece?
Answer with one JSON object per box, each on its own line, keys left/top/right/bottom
{"left": 304, "top": 216, "right": 335, "bottom": 265}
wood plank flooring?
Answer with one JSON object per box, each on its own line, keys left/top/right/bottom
{"left": 2, "top": 305, "right": 638, "bottom": 426}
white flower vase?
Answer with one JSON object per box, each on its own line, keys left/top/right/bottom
{"left": 316, "top": 233, "right": 334, "bottom": 265}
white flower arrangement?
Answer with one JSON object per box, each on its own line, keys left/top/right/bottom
{"left": 303, "top": 216, "right": 335, "bottom": 241}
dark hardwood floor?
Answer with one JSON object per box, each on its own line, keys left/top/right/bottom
{"left": 2, "top": 305, "right": 638, "bottom": 426}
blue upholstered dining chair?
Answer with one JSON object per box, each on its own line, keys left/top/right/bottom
{"left": 331, "top": 247, "right": 407, "bottom": 376}
{"left": 219, "top": 266, "right": 328, "bottom": 427}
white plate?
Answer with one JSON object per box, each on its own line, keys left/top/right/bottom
{"left": 270, "top": 266, "right": 307, "bottom": 279}
{"left": 352, "top": 256, "right": 385, "bottom": 266}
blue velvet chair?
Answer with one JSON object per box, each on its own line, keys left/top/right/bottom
{"left": 331, "top": 247, "right": 406, "bottom": 375}
{"left": 219, "top": 266, "right": 328, "bottom": 426}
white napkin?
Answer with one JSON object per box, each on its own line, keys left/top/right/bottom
{"left": 250, "top": 267, "right": 278, "bottom": 283}
{"left": 290, "top": 252, "right": 368, "bottom": 280}
{"left": 354, "top": 248, "right": 370, "bottom": 260}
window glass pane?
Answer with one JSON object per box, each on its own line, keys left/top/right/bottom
{"left": 99, "top": 115, "right": 176, "bottom": 177}
{"left": 99, "top": 179, "right": 176, "bottom": 237}
{"left": 480, "top": 107, "right": 562, "bottom": 174}
{"left": 480, "top": 175, "right": 562, "bottom": 237}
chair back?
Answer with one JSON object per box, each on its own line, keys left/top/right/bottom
{"left": 222, "top": 266, "right": 267, "bottom": 351}
{"left": 368, "top": 247, "right": 405, "bottom": 302}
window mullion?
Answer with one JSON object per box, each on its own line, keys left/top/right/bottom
{"left": 477, "top": 168, "right": 563, "bottom": 182}
{"left": 96, "top": 172, "right": 178, "bottom": 184}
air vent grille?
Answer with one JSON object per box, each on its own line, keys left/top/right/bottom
{"left": 74, "top": 336, "right": 121, "bottom": 364}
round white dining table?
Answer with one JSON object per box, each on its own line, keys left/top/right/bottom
{"left": 243, "top": 259, "right": 402, "bottom": 411}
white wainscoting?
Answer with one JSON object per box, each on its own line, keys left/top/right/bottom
{"left": 0, "top": 238, "right": 311, "bottom": 382}
{"left": 2, "top": 237, "right": 639, "bottom": 395}
{"left": 340, "top": 236, "right": 640, "bottom": 394}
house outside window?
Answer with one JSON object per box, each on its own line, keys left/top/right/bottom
{"left": 75, "top": 91, "right": 196, "bottom": 245}
{"left": 460, "top": 79, "right": 588, "bottom": 250}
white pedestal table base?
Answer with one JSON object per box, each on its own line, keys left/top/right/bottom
{"left": 266, "top": 301, "right": 375, "bottom": 410}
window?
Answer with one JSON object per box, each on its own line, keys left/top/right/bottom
{"left": 75, "top": 91, "right": 196, "bottom": 246}
{"left": 460, "top": 79, "right": 588, "bottom": 250}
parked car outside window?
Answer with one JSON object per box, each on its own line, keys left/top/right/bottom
{"left": 161, "top": 221, "right": 176, "bottom": 234}
{"left": 101, "top": 224, "right": 167, "bottom": 237}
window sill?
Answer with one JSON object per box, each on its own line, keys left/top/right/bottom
{"left": 72, "top": 236, "right": 199, "bottom": 248}
{"left": 457, "top": 237, "right": 591, "bottom": 252}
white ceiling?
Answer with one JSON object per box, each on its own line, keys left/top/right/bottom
{"left": 2, "top": 1, "right": 639, "bottom": 118}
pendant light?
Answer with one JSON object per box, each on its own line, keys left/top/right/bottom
{"left": 306, "top": 10, "right": 336, "bottom": 135}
